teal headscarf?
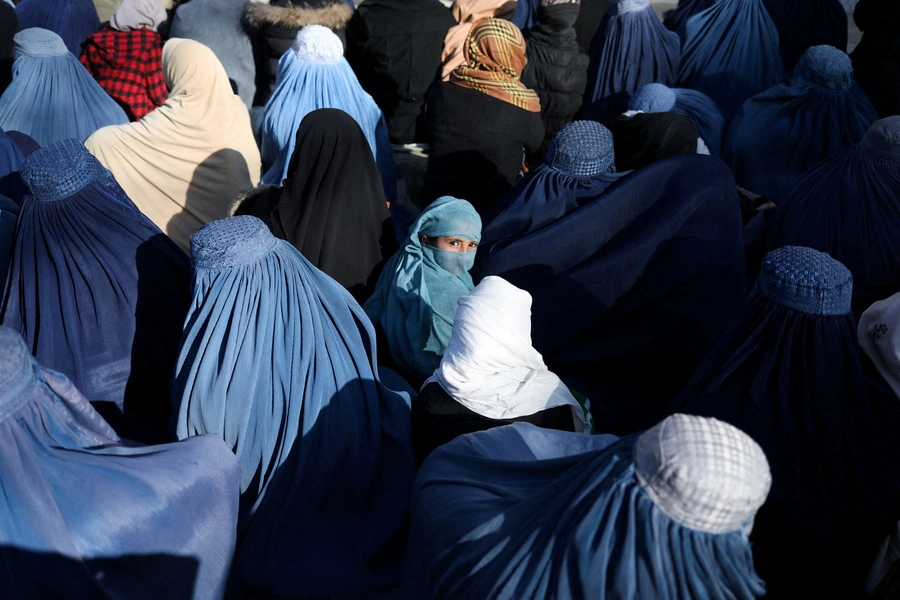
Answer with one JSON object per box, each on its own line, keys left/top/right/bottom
{"left": 364, "top": 196, "right": 482, "bottom": 379}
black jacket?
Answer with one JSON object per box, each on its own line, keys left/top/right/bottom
{"left": 423, "top": 82, "right": 545, "bottom": 213}
{"left": 851, "top": 0, "right": 900, "bottom": 119}
{"left": 345, "top": 0, "right": 455, "bottom": 144}
{"left": 244, "top": 0, "right": 354, "bottom": 106}
{"left": 522, "top": 3, "right": 589, "bottom": 158}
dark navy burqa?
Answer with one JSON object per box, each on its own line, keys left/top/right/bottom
{"left": 725, "top": 45, "right": 878, "bottom": 203}
{"left": 675, "top": 0, "right": 784, "bottom": 116}
{"left": 15, "top": 0, "right": 100, "bottom": 55}
{"left": 768, "top": 117, "right": 900, "bottom": 297}
{"left": 475, "top": 148, "right": 746, "bottom": 435}
{"left": 670, "top": 246, "right": 900, "bottom": 599}
{"left": 0, "top": 326, "right": 241, "bottom": 600}
{"left": 628, "top": 82, "right": 726, "bottom": 156}
{"left": 661, "top": 0, "right": 714, "bottom": 32}
{"left": 477, "top": 120, "right": 623, "bottom": 248}
{"left": 762, "top": 0, "right": 848, "bottom": 71}
{"left": 0, "top": 129, "right": 25, "bottom": 292}
{"left": 172, "top": 216, "right": 416, "bottom": 599}
{"left": 0, "top": 140, "right": 192, "bottom": 443}
{"left": 583, "top": 0, "right": 680, "bottom": 123}
{"left": 402, "top": 415, "right": 771, "bottom": 599}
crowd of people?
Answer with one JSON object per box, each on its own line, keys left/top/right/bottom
{"left": 1, "top": 0, "right": 900, "bottom": 597}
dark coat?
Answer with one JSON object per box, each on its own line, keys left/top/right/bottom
{"left": 244, "top": 0, "right": 354, "bottom": 106}
{"left": 423, "top": 82, "right": 545, "bottom": 214}
{"left": 345, "top": 0, "right": 455, "bottom": 144}
{"left": 521, "top": 3, "right": 589, "bottom": 158}
{"left": 851, "top": 0, "right": 900, "bottom": 119}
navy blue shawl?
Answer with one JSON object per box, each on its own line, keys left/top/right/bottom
{"left": 475, "top": 154, "right": 746, "bottom": 434}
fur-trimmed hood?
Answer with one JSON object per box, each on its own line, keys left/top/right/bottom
{"left": 244, "top": 0, "right": 354, "bottom": 30}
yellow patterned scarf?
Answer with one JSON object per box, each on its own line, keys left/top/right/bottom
{"left": 449, "top": 18, "right": 542, "bottom": 113}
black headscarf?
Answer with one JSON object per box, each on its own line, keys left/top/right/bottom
{"left": 606, "top": 112, "right": 698, "bottom": 172}
{"left": 0, "top": 3, "right": 18, "bottom": 96}
{"left": 236, "top": 108, "right": 396, "bottom": 304}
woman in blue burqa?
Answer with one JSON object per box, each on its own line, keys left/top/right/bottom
{"left": 0, "top": 326, "right": 240, "bottom": 600}
{"left": 15, "top": 0, "right": 100, "bottom": 55}
{"left": 0, "top": 139, "right": 191, "bottom": 444}
{"left": 767, "top": 116, "right": 900, "bottom": 298}
{"left": 474, "top": 121, "right": 747, "bottom": 435}
{"left": 402, "top": 413, "right": 771, "bottom": 599}
{"left": 258, "top": 24, "right": 396, "bottom": 204}
{"left": 365, "top": 196, "right": 482, "bottom": 383}
{"left": 582, "top": 0, "right": 680, "bottom": 123}
{"left": 172, "top": 215, "right": 416, "bottom": 599}
{"left": 674, "top": 0, "right": 783, "bottom": 116}
{"left": 670, "top": 246, "right": 900, "bottom": 598}
{"left": 0, "top": 28, "right": 127, "bottom": 147}
{"left": 626, "top": 81, "right": 726, "bottom": 156}
{"left": 725, "top": 45, "right": 878, "bottom": 203}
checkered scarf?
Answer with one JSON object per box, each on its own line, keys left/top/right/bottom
{"left": 450, "top": 18, "right": 541, "bottom": 113}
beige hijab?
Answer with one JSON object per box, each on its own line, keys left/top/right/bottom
{"left": 440, "top": 0, "right": 517, "bottom": 81}
{"left": 85, "top": 38, "right": 261, "bottom": 251}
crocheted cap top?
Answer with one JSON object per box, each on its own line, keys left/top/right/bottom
{"left": 634, "top": 413, "right": 772, "bottom": 534}
{"left": 628, "top": 83, "right": 677, "bottom": 113}
{"left": 291, "top": 24, "right": 343, "bottom": 64}
{"left": 20, "top": 139, "right": 106, "bottom": 202}
{"left": 757, "top": 246, "right": 853, "bottom": 316}
{"left": 13, "top": 27, "right": 68, "bottom": 58}
{"left": 794, "top": 45, "right": 854, "bottom": 91}
{"left": 191, "top": 215, "right": 279, "bottom": 270}
{"left": 544, "top": 120, "right": 615, "bottom": 177}
{"left": 861, "top": 116, "right": 900, "bottom": 163}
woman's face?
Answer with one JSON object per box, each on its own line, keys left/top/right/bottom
{"left": 421, "top": 235, "right": 478, "bottom": 252}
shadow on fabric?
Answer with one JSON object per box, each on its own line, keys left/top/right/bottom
{"left": 228, "top": 379, "right": 415, "bottom": 600}
{"left": 0, "top": 546, "right": 199, "bottom": 600}
{"left": 123, "top": 235, "right": 193, "bottom": 445}
{"left": 169, "top": 149, "right": 254, "bottom": 250}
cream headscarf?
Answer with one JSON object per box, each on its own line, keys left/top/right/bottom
{"left": 85, "top": 38, "right": 261, "bottom": 251}
{"left": 425, "top": 276, "right": 589, "bottom": 431}
{"left": 440, "top": 0, "right": 517, "bottom": 81}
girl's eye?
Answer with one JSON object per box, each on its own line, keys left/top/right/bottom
{"left": 449, "top": 240, "right": 459, "bottom": 246}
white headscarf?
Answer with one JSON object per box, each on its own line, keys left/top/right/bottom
{"left": 426, "top": 276, "right": 588, "bottom": 431}
{"left": 858, "top": 291, "right": 900, "bottom": 401}
{"left": 110, "top": 0, "right": 167, "bottom": 32}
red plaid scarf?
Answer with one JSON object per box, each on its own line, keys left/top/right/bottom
{"left": 79, "top": 26, "right": 168, "bottom": 121}
{"left": 449, "top": 17, "right": 541, "bottom": 113}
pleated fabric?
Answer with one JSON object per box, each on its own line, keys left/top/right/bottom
{"left": 628, "top": 82, "right": 727, "bottom": 156}
{"left": 474, "top": 154, "right": 747, "bottom": 435}
{"left": 669, "top": 246, "right": 900, "bottom": 599}
{"left": 478, "top": 119, "right": 623, "bottom": 247}
{"left": 364, "top": 196, "right": 482, "bottom": 381}
{"left": 583, "top": 0, "right": 680, "bottom": 123}
{"left": 0, "top": 326, "right": 240, "bottom": 600}
{"left": 675, "top": 0, "right": 784, "bottom": 116}
{"left": 402, "top": 416, "right": 770, "bottom": 600}
{"left": 767, "top": 117, "right": 900, "bottom": 295}
{"left": 172, "top": 215, "right": 416, "bottom": 599}
{"left": 15, "top": 0, "right": 100, "bottom": 55}
{"left": 724, "top": 45, "right": 878, "bottom": 202}
{"left": 0, "top": 140, "right": 192, "bottom": 444}
{"left": 762, "top": 0, "right": 848, "bottom": 71}
{"left": 0, "top": 28, "right": 127, "bottom": 147}
{"left": 662, "top": 0, "right": 714, "bottom": 31}
{"left": 259, "top": 26, "right": 396, "bottom": 204}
